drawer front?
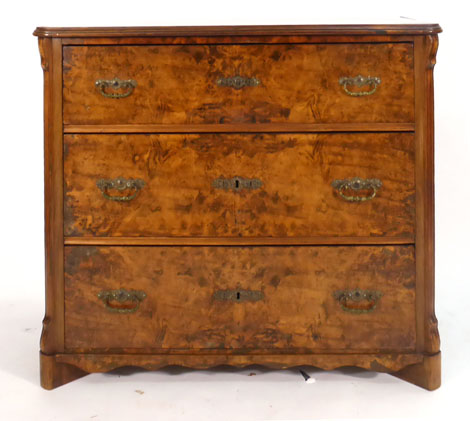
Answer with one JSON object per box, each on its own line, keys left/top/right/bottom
{"left": 63, "top": 43, "right": 414, "bottom": 125}
{"left": 64, "top": 246, "right": 416, "bottom": 351}
{"left": 64, "top": 133, "right": 415, "bottom": 238}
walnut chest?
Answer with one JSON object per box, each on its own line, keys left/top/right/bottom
{"left": 34, "top": 24, "right": 442, "bottom": 390}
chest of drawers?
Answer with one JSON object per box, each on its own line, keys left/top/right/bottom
{"left": 34, "top": 24, "right": 441, "bottom": 390}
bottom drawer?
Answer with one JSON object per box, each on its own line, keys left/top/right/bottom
{"left": 64, "top": 246, "right": 416, "bottom": 352}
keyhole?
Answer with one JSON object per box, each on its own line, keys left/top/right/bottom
{"left": 235, "top": 179, "right": 240, "bottom": 189}
{"left": 236, "top": 291, "right": 241, "bottom": 300}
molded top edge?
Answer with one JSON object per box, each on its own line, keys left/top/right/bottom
{"left": 33, "top": 24, "right": 442, "bottom": 38}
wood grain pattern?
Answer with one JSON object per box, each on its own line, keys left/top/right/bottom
{"left": 40, "top": 37, "right": 64, "bottom": 354}
{"left": 63, "top": 122, "right": 415, "bottom": 134}
{"left": 392, "top": 351, "right": 441, "bottom": 391}
{"left": 34, "top": 24, "right": 442, "bottom": 38}
{"left": 60, "top": 35, "right": 417, "bottom": 46}
{"left": 64, "top": 133, "right": 415, "bottom": 238}
{"left": 414, "top": 35, "right": 440, "bottom": 355}
{"left": 64, "top": 236, "right": 414, "bottom": 246}
{"left": 63, "top": 44, "right": 414, "bottom": 125}
{"left": 40, "top": 352, "right": 88, "bottom": 390}
{"left": 56, "top": 352, "right": 424, "bottom": 375}
{"left": 64, "top": 246, "right": 416, "bottom": 352}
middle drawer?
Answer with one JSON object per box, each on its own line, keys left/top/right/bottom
{"left": 64, "top": 133, "right": 415, "bottom": 238}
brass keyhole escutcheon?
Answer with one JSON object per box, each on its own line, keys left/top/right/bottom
{"left": 216, "top": 75, "right": 260, "bottom": 90}
{"left": 212, "top": 176, "right": 263, "bottom": 192}
{"left": 214, "top": 289, "right": 264, "bottom": 303}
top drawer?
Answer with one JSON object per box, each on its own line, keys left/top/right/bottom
{"left": 63, "top": 43, "right": 414, "bottom": 125}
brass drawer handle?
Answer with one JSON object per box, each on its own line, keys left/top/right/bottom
{"left": 95, "top": 77, "right": 137, "bottom": 98}
{"left": 96, "top": 177, "right": 145, "bottom": 202}
{"left": 339, "top": 75, "right": 381, "bottom": 97}
{"left": 333, "top": 289, "right": 383, "bottom": 314}
{"left": 216, "top": 75, "right": 260, "bottom": 90}
{"left": 97, "top": 288, "right": 147, "bottom": 314}
{"left": 331, "top": 177, "right": 382, "bottom": 202}
{"left": 213, "top": 176, "right": 262, "bottom": 192}
{"left": 214, "top": 289, "right": 264, "bottom": 303}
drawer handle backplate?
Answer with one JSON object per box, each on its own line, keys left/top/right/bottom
{"left": 216, "top": 75, "right": 260, "bottom": 90}
{"left": 333, "top": 288, "right": 383, "bottom": 314}
{"left": 95, "top": 77, "right": 137, "bottom": 98}
{"left": 96, "top": 177, "right": 146, "bottom": 202}
{"left": 213, "top": 176, "right": 262, "bottom": 192}
{"left": 97, "top": 288, "right": 147, "bottom": 314}
{"left": 339, "top": 75, "right": 381, "bottom": 96}
{"left": 214, "top": 289, "right": 264, "bottom": 303}
{"left": 331, "top": 177, "right": 382, "bottom": 202}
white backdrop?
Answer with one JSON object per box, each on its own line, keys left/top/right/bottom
{"left": 0, "top": 1, "right": 469, "bottom": 420}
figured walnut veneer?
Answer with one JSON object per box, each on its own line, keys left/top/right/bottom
{"left": 63, "top": 43, "right": 414, "bottom": 125}
{"left": 64, "top": 133, "right": 415, "bottom": 238}
{"left": 35, "top": 24, "right": 441, "bottom": 390}
{"left": 64, "top": 246, "right": 416, "bottom": 351}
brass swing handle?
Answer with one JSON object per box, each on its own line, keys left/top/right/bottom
{"left": 95, "top": 77, "right": 137, "bottom": 98}
{"left": 331, "top": 177, "right": 382, "bottom": 202}
{"left": 96, "top": 177, "right": 146, "bottom": 202}
{"left": 339, "top": 75, "right": 381, "bottom": 96}
{"left": 97, "top": 289, "right": 147, "bottom": 314}
{"left": 333, "top": 289, "right": 383, "bottom": 314}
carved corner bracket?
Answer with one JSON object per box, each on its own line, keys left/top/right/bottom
{"left": 38, "top": 38, "right": 49, "bottom": 72}
{"left": 426, "top": 34, "right": 439, "bottom": 70}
